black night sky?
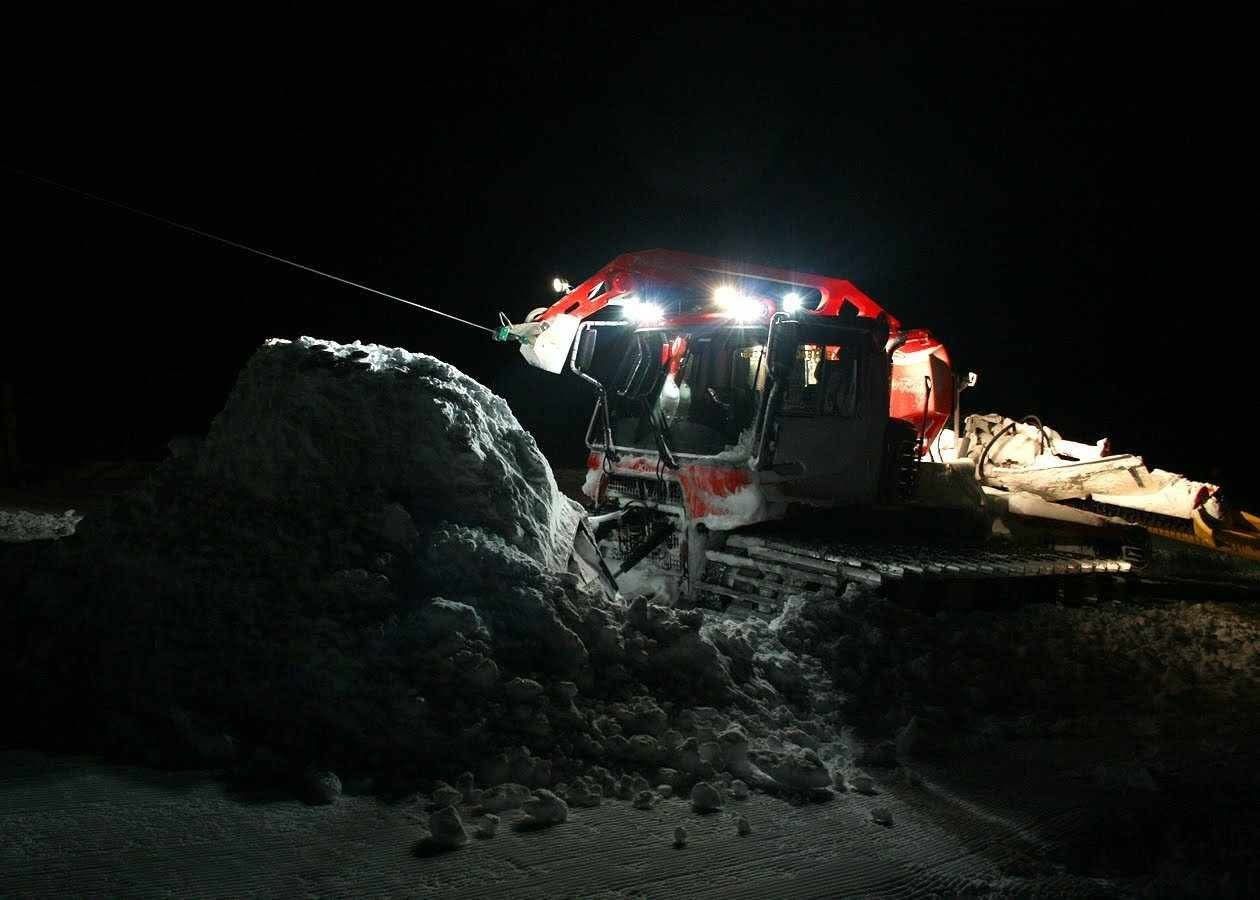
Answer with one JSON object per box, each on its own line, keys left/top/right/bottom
{"left": 6, "top": 7, "right": 1255, "bottom": 505}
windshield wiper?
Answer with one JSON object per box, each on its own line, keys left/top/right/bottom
{"left": 644, "top": 402, "right": 681, "bottom": 470}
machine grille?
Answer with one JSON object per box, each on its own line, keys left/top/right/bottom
{"left": 612, "top": 509, "right": 682, "bottom": 571}
{"left": 606, "top": 474, "right": 684, "bottom": 506}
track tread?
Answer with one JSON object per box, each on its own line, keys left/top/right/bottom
{"left": 697, "top": 533, "right": 1135, "bottom": 615}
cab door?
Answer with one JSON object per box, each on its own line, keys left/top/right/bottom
{"left": 754, "top": 319, "right": 891, "bottom": 504}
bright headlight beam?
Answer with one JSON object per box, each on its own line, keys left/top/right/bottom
{"left": 624, "top": 298, "right": 663, "bottom": 324}
{"left": 783, "top": 291, "right": 803, "bottom": 313}
{"left": 713, "top": 284, "right": 765, "bottom": 321}
{"left": 552, "top": 276, "right": 572, "bottom": 294}
{"left": 731, "top": 296, "right": 763, "bottom": 322}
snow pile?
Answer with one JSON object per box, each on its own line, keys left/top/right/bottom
{"left": 197, "top": 337, "right": 582, "bottom": 572}
{"left": 0, "top": 508, "right": 83, "bottom": 542}
{"left": 1, "top": 336, "right": 855, "bottom": 806}
{"left": 1, "top": 339, "right": 606, "bottom": 783}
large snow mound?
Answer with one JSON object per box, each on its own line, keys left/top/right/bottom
{"left": 196, "top": 336, "right": 582, "bottom": 572}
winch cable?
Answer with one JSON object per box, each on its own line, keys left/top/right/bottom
{"left": 12, "top": 169, "right": 496, "bottom": 335}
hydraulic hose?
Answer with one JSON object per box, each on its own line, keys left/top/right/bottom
{"left": 977, "top": 419, "right": 1020, "bottom": 482}
{"left": 1020, "top": 415, "right": 1055, "bottom": 455}
{"left": 976, "top": 414, "right": 1054, "bottom": 481}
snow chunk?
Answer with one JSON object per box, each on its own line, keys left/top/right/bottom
{"left": 430, "top": 782, "right": 462, "bottom": 809}
{"left": 479, "top": 783, "right": 533, "bottom": 812}
{"left": 428, "top": 805, "right": 469, "bottom": 848}
{"left": 456, "top": 772, "right": 477, "bottom": 802}
{"left": 475, "top": 813, "right": 499, "bottom": 838}
{"left": 633, "top": 789, "right": 656, "bottom": 810}
{"left": 522, "top": 788, "right": 568, "bottom": 825}
{"left": 565, "top": 777, "right": 603, "bottom": 808}
{"left": 414, "top": 598, "right": 488, "bottom": 642}
{"left": 504, "top": 677, "right": 545, "bottom": 704}
{"left": 0, "top": 508, "right": 83, "bottom": 543}
{"left": 198, "top": 337, "right": 582, "bottom": 571}
{"left": 852, "top": 774, "right": 877, "bottom": 795}
{"left": 690, "top": 781, "right": 724, "bottom": 813}
{"left": 302, "top": 770, "right": 342, "bottom": 806}
{"left": 758, "top": 747, "right": 832, "bottom": 790}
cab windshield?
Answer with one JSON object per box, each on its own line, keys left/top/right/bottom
{"left": 604, "top": 325, "right": 768, "bottom": 456}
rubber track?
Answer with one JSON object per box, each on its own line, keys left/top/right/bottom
{"left": 696, "top": 533, "right": 1134, "bottom": 615}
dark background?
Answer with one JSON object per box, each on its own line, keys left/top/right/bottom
{"left": 5, "top": 6, "right": 1255, "bottom": 505}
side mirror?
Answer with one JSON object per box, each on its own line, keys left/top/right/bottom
{"left": 769, "top": 320, "right": 799, "bottom": 375}
{"left": 871, "top": 313, "right": 891, "bottom": 349}
{"left": 574, "top": 327, "right": 598, "bottom": 374}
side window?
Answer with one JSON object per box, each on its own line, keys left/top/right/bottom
{"left": 821, "top": 353, "right": 859, "bottom": 417}
{"left": 731, "top": 344, "right": 767, "bottom": 393}
{"left": 781, "top": 344, "right": 859, "bottom": 417}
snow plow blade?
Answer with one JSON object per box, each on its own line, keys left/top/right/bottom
{"left": 1182, "top": 507, "right": 1260, "bottom": 562}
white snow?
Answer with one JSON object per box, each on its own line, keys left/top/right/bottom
{"left": 10, "top": 332, "right": 1253, "bottom": 895}
{"left": 690, "top": 781, "right": 724, "bottom": 812}
{"left": 475, "top": 813, "right": 499, "bottom": 838}
{"left": 961, "top": 412, "right": 1227, "bottom": 519}
{"left": 707, "top": 427, "right": 756, "bottom": 465}
{"left": 521, "top": 789, "right": 568, "bottom": 825}
{"left": 582, "top": 464, "right": 606, "bottom": 502}
{"left": 202, "top": 337, "right": 583, "bottom": 572}
{"left": 480, "top": 784, "right": 534, "bottom": 812}
{"left": 428, "top": 805, "right": 469, "bottom": 848}
{"left": 611, "top": 552, "right": 680, "bottom": 603}
{"left": 1092, "top": 468, "right": 1221, "bottom": 519}
{"left": 692, "top": 480, "right": 769, "bottom": 531}
{"left": 0, "top": 508, "right": 83, "bottom": 542}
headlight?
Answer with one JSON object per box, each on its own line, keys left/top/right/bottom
{"left": 713, "top": 284, "right": 765, "bottom": 321}
{"left": 624, "top": 298, "right": 663, "bottom": 324}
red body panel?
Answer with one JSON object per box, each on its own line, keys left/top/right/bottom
{"left": 536, "top": 249, "right": 903, "bottom": 332}
{"left": 889, "top": 329, "right": 954, "bottom": 451}
{"left": 585, "top": 452, "right": 762, "bottom": 528}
